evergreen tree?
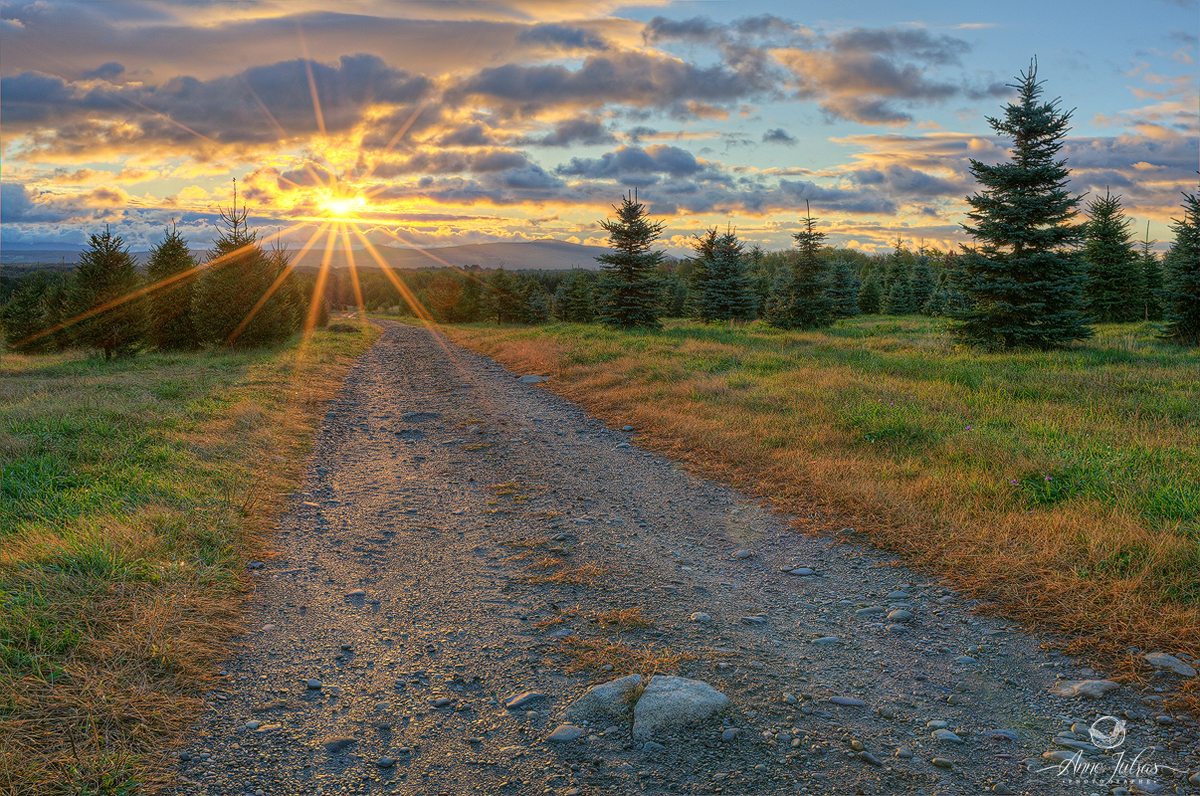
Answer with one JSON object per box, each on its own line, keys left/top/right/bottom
{"left": 695, "top": 229, "right": 757, "bottom": 324}
{"left": 595, "top": 190, "right": 664, "bottom": 329}
{"left": 68, "top": 226, "right": 146, "bottom": 360}
{"left": 146, "top": 223, "right": 199, "bottom": 349}
{"left": 857, "top": 273, "right": 884, "bottom": 315}
{"left": 192, "top": 186, "right": 300, "bottom": 347}
{"left": 1083, "top": 190, "right": 1143, "bottom": 323}
{"left": 2, "top": 271, "right": 72, "bottom": 353}
{"left": 827, "top": 261, "right": 862, "bottom": 319}
{"left": 520, "top": 278, "right": 552, "bottom": 325}
{"left": 556, "top": 272, "right": 595, "bottom": 323}
{"left": 951, "top": 60, "right": 1092, "bottom": 349}
{"left": 687, "top": 229, "right": 719, "bottom": 323}
{"left": 457, "top": 272, "right": 484, "bottom": 322}
{"left": 883, "top": 245, "right": 915, "bottom": 314}
{"left": 910, "top": 259, "right": 936, "bottom": 314}
{"left": 487, "top": 267, "right": 522, "bottom": 324}
{"left": 1159, "top": 191, "right": 1199, "bottom": 345}
{"left": 765, "top": 204, "right": 834, "bottom": 329}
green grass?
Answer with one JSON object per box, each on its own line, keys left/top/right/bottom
{"left": 0, "top": 324, "right": 378, "bottom": 795}
{"left": 447, "top": 316, "right": 1200, "bottom": 659}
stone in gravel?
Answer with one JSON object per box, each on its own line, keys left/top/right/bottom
{"left": 245, "top": 720, "right": 261, "bottom": 730}
{"left": 615, "top": 442, "right": 631, "bottom": 449}
{"left": 307, "top": 679, "right": 322, "bottom": 690}
{"left": 732, "top": 550, "right": 753, "bottom": 559}
{"left": 504, "top": 691, "right": 548, "bottom": 710}
{"left": 932, "top": 729, "right": 964, "bottom": 744}
{"left": 855, "top": 606, "right": 884, "bottom": 615}
{"left": 642, "top": 740, "right": 666, "bottom": 752}
{"left": 253, "top": 724, "right": 281, "bottom": 733}
{"left": 377, "top": 757, "right": 395, "bottom": 768}
{"left": 859, "top": 752, "right": 882, "bottom": 766}
{"left": 887, "top": 591, "right": 911, "bottom": 599}
{"left": 812, "top": 636, "right": 840, "bottom": 645}
{"left": 721, "top": 728, "right": 740, "bottom": 742}
{"left": 930, "top": 758, "right": 953, "bottom": 769}
{"left": 631, "top": 676, "right": 730, "bottom": 740}
{"left": 1050, "top": 679, "right": 1119, "bottom": 698}
{"left": 562, "top": 674, "right": 642, "bottom": 723}
{"left": 886, "top": 609, "right": 914, "bottom": 623}
{"left": 322, "top": 737, "right": 356, "bottom": 753}
{"left": 895, "top": 748, "right": 914, "bottom": 759}
{"left": 782, "top": 693, "right": 798, "bottom": 704}
{"left": 983, "top": 729, "right": 1019, "bottom": 742}
{"left": 346, "top": 589, "right": 366, "bottom": 598}
{"left": 1042, "top": 750, "right": 1078, "bottom": 763}
{"left": 622, "top": 425, "right": 634, "bottom": 432}
{"left": 517, "top": 375, "right": 547, "bottom": 384}
{"left": 927, "top": 720, "right": 948, "bottom": 729}
{"left": 829, "top": 696, "right": 866, "bottom": 707}
{"left": 954, "top": 655, "right": 976, "bottom": 664}
{"left": 789, "top": 567, "right": 814, "bottom": 576}
{"left": 431, "top": 697, "right": 453, "bottom": 707}
{"left": 887, "top": 624, "right": 908, "bottom": 634}
{"left": 547, "top": 725, "right": 585, "bottom": 743}
{"left": 689, "top": 612, "right": 712, "bottom": 623}
{"left": 992, "top": 784, "right": 1017, "bottom": 795}
{"left": 741, "top": 616, "right": 766, "bottom": 625}
{"left": 1055, "top": 738, "right": 1099, "bottom": 753}
{"left": 1142, "top": 652, "right": 1197, "bottom": 677}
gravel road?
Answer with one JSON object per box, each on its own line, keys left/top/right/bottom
{"left": 172, "top": 321, "right": 1199, "bottom": 796}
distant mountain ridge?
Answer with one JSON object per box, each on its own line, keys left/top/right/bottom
{"left": 1, "top": 239, "right": 611, "bottom": 271}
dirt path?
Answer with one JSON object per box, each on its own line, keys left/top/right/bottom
{"left": 171, "top": 321, "right": 1199, "bottom": 796}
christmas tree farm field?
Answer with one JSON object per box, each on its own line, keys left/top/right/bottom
{"left": 447, "top": 317, "right": 1200, "bottom": 669}
{"left": 0, "top": 324, "right": 378, "bottom": 794}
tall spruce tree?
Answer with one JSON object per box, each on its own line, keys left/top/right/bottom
{"left": 910, "top": 259, "right": 936, "bottom": 314}
{"left": 857, "top": 273, "right": 883, "bottom": 315}
{"left": 1083, "top": 190, "right": 1143, "bottom": 323}
{"left": 1138, "top": 223, "right": 1164, "bottom": 321}
{"left": 147, "top": 223, "right": 199, "bottom": 349}
{"left": 595, "top": 190, "right": 664, "bottom": 329}
{"left": 68, "top": 226, "right": 146, "bottom": 360}
{"left": 487, "top": 267, "right": 522, "bottom": 324}
{"left": 766, "top": 203, "right": 834, "bottom": 329}
{"left": 694, "top": 229, "right": 757, "bottom": 324}
{"left": 952, "top": 60, "right": 1091, "bottom": 348}
{"left": 1159, "top": 191, "right": 1199, "bottom": 345}
{"left": 192, "top": 185, "right": 300, "bottom": 347}
{"left": 2, "top": 271, "right": 72, "bottom": 353}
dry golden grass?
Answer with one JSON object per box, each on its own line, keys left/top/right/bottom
{"left": 448, "top": 318, "right": 1200, "bottom": 679}
{"left": 522, "top": 563, "right": 608, "bottom": 587}
{"left": 0, "top": 324, "right": 379, "bottom": 795}
{"left": 593, "top": 607, "right": 654, "bottom": 630}
{"left": 556, "top": 635, "right": 694, "bottom": 675}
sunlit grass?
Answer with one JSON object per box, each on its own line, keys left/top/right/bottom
{"left": 0, "top": 324, "right": 379, "bottom": 795}
{"left": 448, "top": 316, "right": 1200, "bottom": 661}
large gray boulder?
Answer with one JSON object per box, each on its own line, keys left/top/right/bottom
{"left": 562, "top": 674, "right": 642, "bottom": 724}
{"left": 632, "top": 675, "right": 729, "bottom": 740}
{"left": 1143, "top": 652, "right": 1196, "bottom": 677}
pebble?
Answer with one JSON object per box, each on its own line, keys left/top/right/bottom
{"left": 547, "top": 725, "right": 585, "bottom": 743}
{"left": 954, "top": 655, "right": 976, "bottom": 665}
{"left": 855, "top": 606, "right": 885, "bottom": 616}
{"left": 789, "top": 567, "right": 814, "bottom": 576}
{"left": 1142, "top": 652, "right": 1197, "bottom": 677}
{"left": 504, "top": 691, "right": 548, "bottom": 710}
{"left": 932, "top": 729, "right": 964, "bottom": 744}
{"left": 927, "top": 720, "right": 948, "bottom": 729}
{"left": 244, "top": 720, "right": 261, "bottom": 730}
{"left": 622, "top": 425, "right": 634, "bottom": 432}
{"left": 992, "top": 784, "right": 1017, "bottom": 795}
{"left": 322, "top": 737, "right": 356, "bottom": 753}
{"left": 887, "top": 609, "right": 914, "bottom": 623}
{"left": 346, "top": 589, "right": 366, "bottom": 598}
{"left": 689, "top": 612, "right": 712, "bottom": 623}
{"left": 431, "top": 697, "right": 453, "bottom": 707}
{"left": 930, "top": 757, "right": 953, "bottom": 769}
{"left": 741, "top": 616, "right": 767, "bottom": 625}
{"left": 859, "top": 751, "right": 882, "bottom": 766}
{"left": 812, "top": 637, "right": 840, "bottom": 645}
{"left": 896, "top": 748, "right": 914, "bottom": 759}
{"left": 307, "top": 679, "right": 322, "bottom": 690}
{"left": 1050, "top": 679, "right": 1120, "bottom": 698}
{"left": 732, "top": 550, "right": 753, "bottom": 559}
{"left": 782, "top": 693, "right": 797, "bottom": 704}
{"left": 377, "top": 757, "right": 395, "bottom": 768}
{"left": 615, "top": 442, "right": 630, "bottom": 449}
{"left": 982, "top": 729, "right": 1019, "bottom": 742}
{"left": 721, "top": 728, "right": 740, "bottom": 742}
{"left": 829, "top": 696, "right": 866, "bottom": 707}
{"left": 887, "top": 591, "right": 911, "bottom": 599}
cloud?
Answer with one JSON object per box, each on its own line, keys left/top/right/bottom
{"left": 557, "top": 145, "right": 707, "bottom": 180}
{"left": 532, "top": 117, "right": 616, "bottom": 146}
{"left": 81, "top": 61, "right": 125, "bottom": 82}
{"left": 762, "top": 128, "right": 797, "bottom": 145}
{"left": 517, "top": 23, "right": 609, "bottom": 51}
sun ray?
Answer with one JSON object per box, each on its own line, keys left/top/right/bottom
{"left": 302, "top": 225, "right": 341, "bottom": 341}
{"left": 239, "top": 74, "right": 289, "bottom": 141}
{"left": 339, "top": 222, "right": 367, "bottom": 318}
{"left": 358, "top": 100, "right": 430, "bottom": 184}
{"left": 351, "top": 227, "right": 437, "bottom": 324}
{"left": 296, "top": 25, "right": 327, "bottom": 138}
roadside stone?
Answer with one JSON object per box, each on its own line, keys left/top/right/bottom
{"left": 346, "top": 589, "right": 366, "bottom": 598}
{"left": 377, "top": 757, "right": 395, "bottom": 768}
{"left": 789, "top": 567, "right": 814, "bottom": 576}
{"left": 886, "top": 609, "right": 914, "bottom": 623}
{"left": 562, "top": 674, "right": 642, "bottom": 723}
{"left": 547, "top": 725, "right": 585, "bottom": 743}
{"left": 1142, "top": 652, "right": 1197, "bottom": 677}
{"left": 829, "top": 696, "right": 866, "bottom": 707}
{"left": 721, "top": 728, "right": 740, "bottom": 742}
{"left": 732, "top": 550, "right": 753, "bottom": 559}
{"left": 896, "top": 748, "right": 914, "bottom": 759}
{"left": 517, "top": 375, "right": 547, "bottom": 384}
{"left": 855, "top": 606, "right": 884, "bottom": 616}
{"left": 306, "top": 679, "right": 322, "bottom": 690}
{"left": 930, "top": 758, "right": 953, "bottom": 769}
{"left": 982, "top": 729, "right": 1019, "bottom": 742}
{"left": 992, "top": 784, "right": 1017, "bottom": 795}
{"left": 622, "top": 425, "right": 634, "bottom": 432}
{"left": 504, "top": 691, "right": 548, "bottom": 710}
{"left": 859, "top": 751, "right": 882, "bottom": 766}
{"left": 322, "top": 737, "right": 356, "bottom": 753}
{"left": 812, "top": 636, "right": 840, "bottom": 646}
{"left": 1050, "top": 679, "right": 1120, "bottom": 698}
{"left": 632, "top": 676, "right": 730, "bottom": 740}
{"left": 741, "top": 616, "right": 766, "bottom": 625}
{"left": 932, "top": 729, "right": 964, "bottom": 744}
{"left": 689, "top": 612, "right": 712, "bottom": 623}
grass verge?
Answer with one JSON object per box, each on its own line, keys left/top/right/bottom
{"left": 0, "top": 322, "right": 379, "bottom": 795}
{"left": 446, "top": 317, "right": 1200, "bottom": 690}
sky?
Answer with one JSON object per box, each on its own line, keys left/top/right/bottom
{"left": 1, "top": 0, "right": 1196, "bottom": 258}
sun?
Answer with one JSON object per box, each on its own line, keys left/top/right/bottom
{"left": 323, "top": 194, "right": 366, "bottom": 218}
